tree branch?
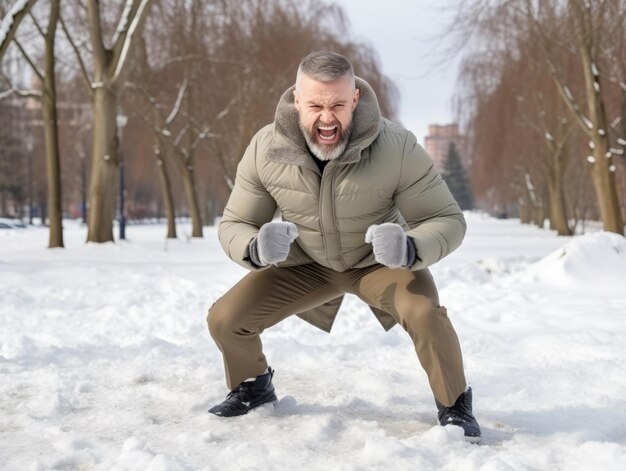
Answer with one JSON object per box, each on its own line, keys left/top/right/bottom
{"left": 59, "top": 13, "right": 93, "bottom": 96}
{"left": 0, "top": 75, "right": 42, "bottom": 100}
{"left": 110, "top": 0, "right": 154, "bottom": 84}
{"left": 522, "top": 0, "right": 593, "bottom": 137}
{"left": 0, "top": 88, "right": 14, "bottom": 100}
{"left": 0, "top": 0, "right": 39, "bottom": 61}
{"left": 27, "top": 10, "right": 45, "bottom": 37}
{"left": 551, "top": 76, "right": 593, "bottom": 138}
{"left": 87, "top": 0, "right": 108, "bottom": 79}
{"left": 13, "top": 37, "right": 43, "bottom": 81}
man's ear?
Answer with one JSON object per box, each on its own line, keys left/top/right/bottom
{"left": 352, "top": 88, "right": 360, "bottom": 111}
{"left": 293, "top": 90, "right": 300, "bottom": 112}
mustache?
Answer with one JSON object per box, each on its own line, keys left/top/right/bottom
{"left": 314, "top": 120, "right": 341, "bottom": 129}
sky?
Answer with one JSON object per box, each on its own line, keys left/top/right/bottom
{"left": 336, "top": 0, "right": 462, "bottom": 143}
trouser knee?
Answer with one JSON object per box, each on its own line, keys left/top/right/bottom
{"left": 207, "top": 300, "right": 231, "bottom": 342}
{"left": 401, "top": 300, "right": 444, "bottom": 334}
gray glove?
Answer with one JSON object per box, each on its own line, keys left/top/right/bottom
{"left": 365, "top": 223, "right": 416, "bottom": 268}
{"left": 252, "top": 221, "right": 299, "bottom": 266}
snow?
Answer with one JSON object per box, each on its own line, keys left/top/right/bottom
{"left": 0, "top": 0, "right": 30, "bottom": 47}
{"left": 611, "top": 116, "right": 622, "bottom": 128}
{"left": 165, "top": 79, "right": 187, "bottom": 126}
{"left": 1, "top": 214, "right": 625, "bottom": 470}
{"left": 111, "top": 0, "right": 134, "bottom": 46}
{"left": 0, "top": 87, "right": 14, "bottom": 99}
{"left": 563, "top": 85, "right": 574, "bottom": 101}
{"left": 111, "top": 0, "right": 151, "bottom": 83}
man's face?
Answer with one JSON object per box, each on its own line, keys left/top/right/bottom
{"left": 293, "top": 74, "right": 360, "bottom": 161}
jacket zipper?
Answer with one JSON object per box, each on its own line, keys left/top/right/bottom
{"left": 319, "top": 163, "right": 347, "bottom": 271}
{"left": 330, "top": 165, "right": 347, "bottom": 270}
{"left": 318, "top": 165, "right": 329, "bottom": 261}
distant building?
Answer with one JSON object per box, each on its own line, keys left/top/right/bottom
{"left": 424, "top": 124, "right": 469, "bottom": 171}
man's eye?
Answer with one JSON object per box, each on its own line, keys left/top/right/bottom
{"left": 310, "top": 105, "right": 321, "bottom": 110}
{"left": 334, "top": 104, "right": 344, "bottom": 109}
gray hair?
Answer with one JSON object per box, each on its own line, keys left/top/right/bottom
{"left": 296, "top": 51, "right": 355, "bottom": 88}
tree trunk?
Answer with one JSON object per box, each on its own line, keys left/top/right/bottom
{"left": 181, "top": 166, "right": 203, "bottom": 237}
{"left": 43, "top": 0, "right": 63, "bottom": 248}
{"left": 84, "top": 0, "right": 154, "bottom": 243}
{"left": 519, "top": 199, "right": 531, "bottom": 224}
{"left": 547, "top": 179, "right": 571, "bottom": 235}
{"left": 572, "top": 0, "right": 624, "bottom": 235}
{"left": 155, "top": 157, "right": 176, "bottom": 239}
{"left": 87, "top": 86, "right": 118, "bottom": 242}
{"left": 546, "top": 150, "right": 572, "bottom": 235}
{"left": 533, "top": 204, "right": 544, "bottom": 228}
{"left": 591, "top": 140, "right": 624, "bottom": 233}
{"left": 40, "top": 195, "right": 47, "bottom": 224}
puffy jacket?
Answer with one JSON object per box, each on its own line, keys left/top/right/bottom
{"left": 219, "top": 77, "right": 466, "bottom": 332}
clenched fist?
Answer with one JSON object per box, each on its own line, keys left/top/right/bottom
{"left": 254, "top": 221, "right": 299, "bottom": 266}
{"left": 365, "top": 223, "right": 414, "bottom": 268}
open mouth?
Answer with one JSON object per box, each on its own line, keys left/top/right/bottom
{"left": 316, "top": 125, "right": 339, "bottom": 143}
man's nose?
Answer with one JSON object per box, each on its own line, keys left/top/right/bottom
{"left": 320, "top": 110, "right": 334, "bottom": 123}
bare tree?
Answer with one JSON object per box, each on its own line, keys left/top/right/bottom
{"left": 1, "top": 0, "right": 64, "bottom": 247}
{"left": 124, "top": 32, "right": 180, "bottom": 238}
{"left": 451, "top": 0, "right": 625, "bottom": 234}
{"left": 3, "top": 0, "right": 400, "bottom": 241}
{"left": 127, "top": 0, "right": 399, "bottom": 235}
{"left": 527, "top": 0, "right": 624, "bottom": 234}
{"left": 61, "top": 0, "right": 154, "bottom": 242}
{"left": 127, "top": 2, "right": 214, "bottom": 238}
{"left": 514, "top": 37, "right": 576, "bottom": 235}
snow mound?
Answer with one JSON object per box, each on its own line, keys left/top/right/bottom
{"left": 527, "top": 231, "right": 626, "bottom": 289}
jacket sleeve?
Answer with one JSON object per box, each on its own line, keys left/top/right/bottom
{"left": 394, "top": 132, "right": 466, "bottom": 270}
{"left": 218, "top": 133, "right": 277, "bottom": 270}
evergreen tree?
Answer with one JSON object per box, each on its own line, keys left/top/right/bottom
{"left": 442, "top": 143, "right": 473, "bottom": 210}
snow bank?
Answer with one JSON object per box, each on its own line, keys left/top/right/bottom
{"left": 1, "top": 219, "right": 625, "bottom": 470}
{"left": 527, "top": 231, "right": 626, "bottom": 290}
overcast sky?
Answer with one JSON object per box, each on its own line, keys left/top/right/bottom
{"left": 336, "top": 0, "right": 462, "bottom": 143}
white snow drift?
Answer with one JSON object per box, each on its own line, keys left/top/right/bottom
{"left": 1, "top": 214, "right": 625, "bottom": 470}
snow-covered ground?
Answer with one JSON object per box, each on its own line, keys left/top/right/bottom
{"left": 1, "top": 213, "right": 625, "bottom": 470}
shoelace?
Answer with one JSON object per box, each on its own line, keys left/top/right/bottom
{"left": 442, "top": 411, "right": 465, "bottom": 423}
{"left": 439, "top": 402, "right": 472, "bottom": 423}
{"left": 226, "top": 383, "right": 253, "bottom": 402}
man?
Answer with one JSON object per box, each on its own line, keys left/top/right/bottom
{"left": 207, "top": 51, "right": 480, "bottom": 441}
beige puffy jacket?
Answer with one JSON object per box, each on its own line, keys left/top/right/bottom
{"left": 218, "top": 78, "right": 466, "bottom": 332}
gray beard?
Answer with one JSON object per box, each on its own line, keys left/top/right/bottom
{"left": 300, "top": 121, "right": 352, "bottom": 161}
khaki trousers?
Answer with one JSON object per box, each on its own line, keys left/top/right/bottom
{"left": 207, "top": 263, "right": 467, "bottom": 407}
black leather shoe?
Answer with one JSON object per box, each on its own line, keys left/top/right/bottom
{"left": 436, "top": 387, "right": 481, "bottom": 442}
{"left": 209, "top": 367, "right": 277, "bottom": 417}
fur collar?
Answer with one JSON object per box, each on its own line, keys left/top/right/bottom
{"left": 267, "top": 77, "right": 382, "bottom": 170}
